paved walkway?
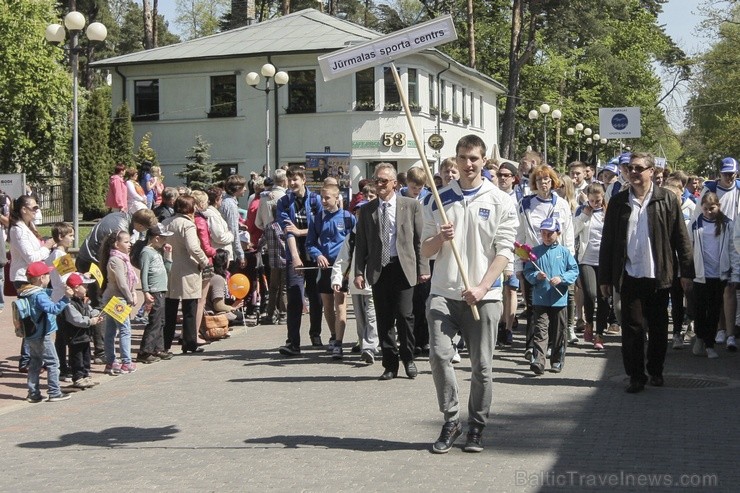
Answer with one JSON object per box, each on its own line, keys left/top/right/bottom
{"left": 0, "top": 302, "right": 737, "bottom": 492}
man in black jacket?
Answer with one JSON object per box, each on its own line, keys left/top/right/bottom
{"left": 599, "top": 152, "right": 694, "bottom": 394}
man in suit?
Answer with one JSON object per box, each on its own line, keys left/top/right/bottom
{"left": 354, "top": 163, "right": 429, "bottom": 380}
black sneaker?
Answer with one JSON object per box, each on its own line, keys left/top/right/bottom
{"left": 47, "top": 393, "right": 71, "bottom": 402}
{"left": 311, "top": 336, "right": 323, "bottom": 347}
{"left": 27, "top": 394, "right": 43, "bottom": 403}
{"left": 463, "top": 426, "right": 484, "bottom": 452}
{"left": 432, "top": 420, "right": 462, "bottom": 454}
{"left": 279, "top": 345, "right": 301, "bottom": 357}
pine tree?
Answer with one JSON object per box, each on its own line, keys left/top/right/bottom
{"left": 136, "top": 132, "right": 159, "bottom": 166}
{"left": 177, "top": 136, "right": 220, "bottom": 191}
{"left": 109, "top": 102, "right": 134, "bottom": 168}
{"left": 79, "top": 86, "right": 112, "bottom": 219}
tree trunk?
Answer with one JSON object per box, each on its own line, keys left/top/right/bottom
{"left": 466, "top": 0, "right": 475, "bottom": 68}
{"left": 500, "top": 0, "right": 536, "bottom": 159}
{"left": 153, "top": 0, "right": 158, "bottom": 47}
{"left": 281, "top": 0, "right": 290, "bottom": 15}
{"left": 143, "top": 0, "right": 154, "bottom": 49}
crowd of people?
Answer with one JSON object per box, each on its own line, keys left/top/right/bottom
{"left": 5, "top": 144, "right": 740, "bottom": 452}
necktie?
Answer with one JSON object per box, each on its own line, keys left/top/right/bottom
{"left": 381, "top": 202, "right": 391, "bottom": 266}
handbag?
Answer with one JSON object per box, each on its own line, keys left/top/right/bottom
{"left": 203, "top": 313, "right": 229, "bottom": 340}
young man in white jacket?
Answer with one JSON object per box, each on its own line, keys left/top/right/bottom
{"left": 422, "top": 134, "right": 518, "bottom": 454}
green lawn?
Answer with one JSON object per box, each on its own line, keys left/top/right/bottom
{"left": 36, "top": 225, "right": 94, "bottom": 242}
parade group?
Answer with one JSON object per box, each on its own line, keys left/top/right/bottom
{"left": 5, "top": 134, "right": 739, "bottom": 453}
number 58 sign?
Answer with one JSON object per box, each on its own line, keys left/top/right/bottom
{"left": 381, "top": 132, "right": 406, "bottom": 148}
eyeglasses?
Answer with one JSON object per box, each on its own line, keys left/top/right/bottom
{"left": 25, "top": 205, "right": 40, "bottom": 212}
{"left": 496, "top": 173, "right": 513, "bottom": 178}
{"left": 627, "top": 165, "right": 653, "bottom": 173}
{"left": 374, "top": 177, "right": 394, "bottom": 186}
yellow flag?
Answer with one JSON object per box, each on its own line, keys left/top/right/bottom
{"left": 88, "top": 263, "right": 104, "bottom": 288}
{"left": 103, "top": 296, "right": 132, "bottom": 324}
{"left": 53, "top": 254, "right": 76, "bottom": 276}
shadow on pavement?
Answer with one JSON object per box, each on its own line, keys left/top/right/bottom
{"left": 17, "top": 425, "right": 179, "bottom": 449}
{"left": 243, "top": 434, "right": 428, "bottom": 452}
{"left": 229, "top": 375, "right": 382, "bottom": 383}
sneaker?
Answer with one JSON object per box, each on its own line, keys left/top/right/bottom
{"left": 583, "top": 324, "right": 594, "bottom": 343}
{"left": 26, "top": 394, "right": 43, "bottom": 403}
{"left": 332, "top": 345, "right": 343, "bottom": 360}
{"left": 431, "top": 420, "right": 462, "bottom": 454}
{"left": 692, "top": 338, "right": 706, "bottom": 356}
{"left": 451, "top": 349, "right": 462, "bottom": 364}
{"left": 504, "top": 330, "right": 513, "bottom": 347}
{"left": 327, "top": 337, "right": 336, "bottom": 349}
{"left": 360, "top": 349, "right": 375, "bottom": 364}
{"left": 593, "top": 335, "right": 604, "bottom": 351}
{"left": 18, "top": 366, "right": 29, "bottom": 374}
{"left": 567, "top": 326, "right": 579, "bottom": 345}
{"left": 530, "top": 363, "right": 544, "bottom": 375}
{"left": 672, "top": 333, "right": 684, "bottom": 350}
{"left": 47, "top": 393, "right": 71, "bottom": 402}
{"left": 524, "top": 349, "right": 533, "bottom": 363}
{"left": 351, "top": 343, "right": 361, "bottom": 354}
{"left": 715, "top": 329, "right": 727, "bottom": 344}
{"left": 119, "top": 362, "right": 137, "bottom": 374}
{"left": 156, "top": 351, "right": 174, "bottom": 360}
{"left": 60, "top": 373, "right": 73, "bottom": 383}
{"left": 607, "top": 323, "right": 621, "bottom": 335}
{"left": 463, "top": 427, "right": 484, "bottom": 453}
{"left": 456, "top": 337, "right": 465, "bottom": 351}
{"left": 279, "top": 345, "right": 301, "bottom": 357}
{"left": 310, "top": 336, "right": 323, "bottom": 347}
{"left": 550, "top": 362, "right": 563, "bottom": 373}
{"left": 83, "top": 377, "right": 99, "bottom": 387}
{"left": 685, "top": 321, "right": 695, "bottom": 337}
{"left": 93, "top": 357, "right": 105, "bottom": 365}
{"left": 727, "top": 335, "right": 737, "bottom": 352}
{"left": 104, "top": 362, "right": 122, "bottom": 375}
{"left": 72, "top": 378, "right": 94, "bottom": 389}
{"left": 136, "top": 354, "right": 161, "bottom": 364}
{"left": 706, "top": 347, "right": 719, "bottom": 359}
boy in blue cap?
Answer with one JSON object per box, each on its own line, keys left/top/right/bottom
{"left": 524, "top": 217, "right": 579, "bottom": 375}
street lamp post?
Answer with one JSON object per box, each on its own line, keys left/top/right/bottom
{"left": 528, "top": 104, "right": 561, "bottom": 165}
{"left": 46, "top": 12, "right": 107, "bottom": 248}
{"left": 246, "top": 64, "right": 289, "bottom": 176}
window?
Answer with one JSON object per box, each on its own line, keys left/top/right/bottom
{"left": 383, "top": 67, "right": 400, "bottom": 110}
{"left": 287, "top": 70, "right": 316, "bottom": 114}
{"left": 134, "top": 79, "right": 159, "bottom": 120}
{"left": 440, "top": 80, "right": 447, "bottom": 113}
{"left": 428, "top": 75, "right": 435, "bottom": 110}
{"left": 209, "top": 75, "right": 237, "bottom": 118}
{"left": 355, "top": 68, "right": 375, "bottom": 110}
{"left": 407, "top": 68, "right": 418, "bottom": 108}
{"left": 216, "top": 163, "right": 238, "bottom": 182}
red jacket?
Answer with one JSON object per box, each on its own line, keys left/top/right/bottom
{"left": 105, "top": 174, "right": 127, "bottom": 210}
{"left": 194, "top": 212, "right": 217, "bottom": 261}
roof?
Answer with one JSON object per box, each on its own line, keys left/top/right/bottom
{"left": 91, "top": 8, "right": 506, "bottom": 92}
{"left": 91, "top": 9, "right": 379, "bottom": 67}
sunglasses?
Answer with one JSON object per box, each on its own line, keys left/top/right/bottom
{"left": 496, "top": 173, "right": 513, "bottom": 178}
{"left": 25, "top": 205, "right": 40, "bottom": 212}
{"left": 374, "top": 177, "right": 394, "bottom": 186}
{"left": 627, "top": 165, "right": 653, "bottom": 173}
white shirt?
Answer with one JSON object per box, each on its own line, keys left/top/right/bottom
{"left": 380, "top": 194, "right": 398, "bottom": 258}
{"left": 580, "top": 209, "right": 604, "bottom": 266}
{"left": 701, "top": 220, "right": 722, "bottom": 278}
{"left": 625, "top": 187, "right": 655, "bottom": 279}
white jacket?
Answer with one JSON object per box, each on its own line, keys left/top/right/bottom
{"left": 201, "top": 206, "right": 234, "bottom": 257}
{"left": 690, "top": 215, "right": 733, "bottom": 283}
{"left": 515, "top": 192, "right": 574, "bottom": 272}
{"left": 9, "top": 222, "right": 50, "bottom": 282}
{"left": 422, "top": 179, "right": 518, "bottom": 301}
{"left": 572, "top": 205, "right": 605, "bottom": 264}
{"left": 331, "top": 226, "right": 372, "bottom": 295}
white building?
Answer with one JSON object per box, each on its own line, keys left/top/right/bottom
{"left": 92, "top": 9, "right": 506, "bottom": 190}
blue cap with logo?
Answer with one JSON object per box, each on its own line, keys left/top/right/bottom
{"left": 618, "top": 152, "right": 632, "bottom": 165}
{"left": 720, "top": 157, "right": 738, "bottom": 173}
{"left": 540, "top": 217, "right": 561, "bottom": 233}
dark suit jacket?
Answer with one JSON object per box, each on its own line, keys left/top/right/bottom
{"left": 599, "top": 185, "right": 694, "bottom": 290}
{"left": 354, "top": 196, "right": 429, "bottom": 287}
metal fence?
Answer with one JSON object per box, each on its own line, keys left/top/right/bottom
{"left": 32, "top": 178, "right": 65, "bottom": 225}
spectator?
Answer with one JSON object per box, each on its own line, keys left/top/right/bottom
{"left": 105, "top": 163, "right": 127, "bottom": 212}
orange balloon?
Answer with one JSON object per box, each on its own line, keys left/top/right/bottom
{"left": 228, "top": 274, "right": 250, "bottom": 299}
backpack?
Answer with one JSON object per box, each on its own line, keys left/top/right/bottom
{"left": 12, "top": 297, "right": 38, "bottom": 338}
{"left": 129, "top": 234, "right": 148, "bottom": 269}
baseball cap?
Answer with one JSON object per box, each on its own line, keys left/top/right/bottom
{"left": 27, "top": 261, "right": 54, "bottom": 278}
{"left": 65, "top": 272, "right": 95, "bottom": 288}
{"left": 498, "top": 162, "right": 518, "bottom": 176}
{"left": 720, "top": 157, "right": 738, "bottom": 174}
{"left": 540, "top": 217, "right": 561, "bottom": 233}
{"left": 618, "top": 152, "right": 632, "bottom": 165}
{"left": 603, "top": 162, "right": 619, "bottom": 174}
{"left": 149, "top": 223, "right": 173, "bottom": 237}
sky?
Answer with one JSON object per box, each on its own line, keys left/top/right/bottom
{"left": 153, "top": 0, "right": 712, "bottom": 132}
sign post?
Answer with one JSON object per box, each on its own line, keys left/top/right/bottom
{"left": 319, "top": 16, "right": 481, "bottom": 320}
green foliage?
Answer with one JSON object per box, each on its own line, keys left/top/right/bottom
{"left": 176, "top": 0, "right": 229, "bottom": 40}
{"left": 135, "top": 132, "right": 159, "bottom": 167}
{"left": 109, "top": 102, "right": 134, "bottom": 168}
{"left": 177, "top": 136, "right": 220, "bottom": 191}
{"left": 79, "top": 86, "right": 111, "bottom": 218}
{"left": 113, "top": 0, "right": 180, "bottom": 54}
{"left": 0, "top": 0, "right": 72, "bottom": 183}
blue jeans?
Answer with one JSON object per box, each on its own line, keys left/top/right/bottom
{"left": 105, "top": 315, "right": 132, "bottom": 364}
{"left": 27, "top": 334, "right": 62, "bottom": 398}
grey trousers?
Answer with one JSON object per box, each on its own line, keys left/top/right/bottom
{"left": 427, "top": 296, "right": 501, "bottom": 427}
{"left": 352, "top": 293, "right": 378, "bottom": 351}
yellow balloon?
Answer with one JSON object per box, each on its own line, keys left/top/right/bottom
{"left": 228, "top": 273, "right": 250, "bottom": 299}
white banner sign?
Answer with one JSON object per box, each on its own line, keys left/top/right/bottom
{"left": 318, "top": 15, "right": 457, "bottom": 82}
{"left": 0, "top": 173, "right": 26, "bottom": 201}
{"left": 599, "top": 107, "right": 642, "bottom": 138}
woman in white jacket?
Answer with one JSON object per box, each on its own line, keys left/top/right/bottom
{"left": 689, "top": 192, "right": 734, "bottom": 358}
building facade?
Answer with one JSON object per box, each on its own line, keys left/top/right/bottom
{"left": 93, "top": 9, "right": 506, "bottom": 191}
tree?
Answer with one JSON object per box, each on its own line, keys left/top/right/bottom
{"left": 109, "top": 102, "right": 135, "bottom": 167}
{"left": 135, "top": 132, "right": 159, "bottom": 167}
{"left": 114, "top": 1, "right": 179, "bottom": 55}
{"left": 0, "top": 0, "right": 72, "bottom": 182}
{"left": 79, "top": 86, "right": 111, "bottom": 218}
{"left": 176, "top": 0, "right": 229, "bottom": 40}
{"left": 177, "top": 136, "right": 221, "bottom": 191}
